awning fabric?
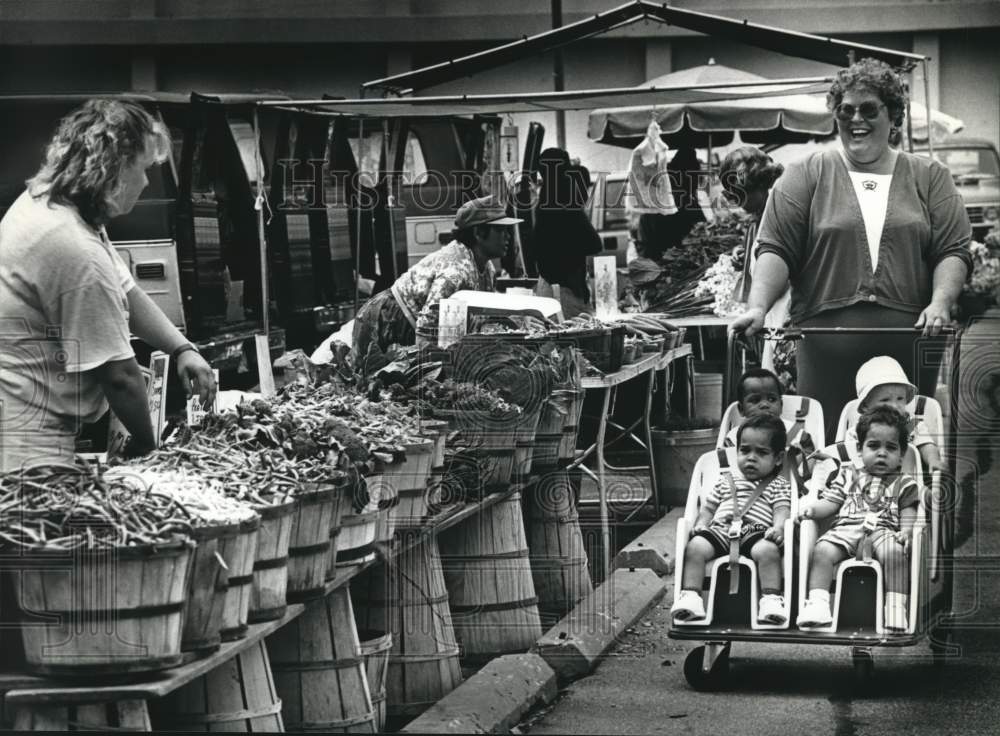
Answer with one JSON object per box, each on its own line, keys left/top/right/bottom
{"left": 587, "top": 62, "right": 835, "bottom": 148}
{"left": 263, "top": 78, "right": 831, "bottom": 119}
{"left": 362, "top": 0, "right": 924, "bottom": 95}
{"left": 587, "top": 87, "right": 964, "bottom": 148}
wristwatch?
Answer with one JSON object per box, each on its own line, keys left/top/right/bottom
{"left": 171, "top": 343, "right": 200, "bottom": 361}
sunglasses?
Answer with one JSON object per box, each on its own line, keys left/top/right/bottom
{"left": 835, "top": 101, "right": 887, "bottom": 122}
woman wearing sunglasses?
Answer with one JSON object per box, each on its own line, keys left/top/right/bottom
{"left": 729, "top": 58, "right": 971, "bottom": 439}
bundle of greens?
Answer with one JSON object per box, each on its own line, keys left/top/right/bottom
{"left": 403, "top": 378, "right": 522, "bottom": 418}
{"left": 631, "top": 215, "right": 750, "bottom": 316}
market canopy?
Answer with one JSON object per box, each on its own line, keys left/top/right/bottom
{"left": 262, "top": 77, "right": 831, "bottom": 119}
{"left": 588, "top": 67, "right": 965, "bottom": 149}
{"left": 362, "top": 0, "right": 925, "bottom": 95}
{"left": 588, "top": 61, "right": 833, "bottom": 148}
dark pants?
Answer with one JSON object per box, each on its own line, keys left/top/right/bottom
{"left": 797, "top": 303, "right": 945, "bottom": 441}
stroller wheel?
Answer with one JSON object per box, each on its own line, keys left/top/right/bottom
{"left": 683, "top": 643, "right": 730, "bottom": 691}
{"left": 930, "top": 627, "right": 955, "bottom": 667}
{"left": 851, "top": 647, "right": 874, "bottom": 687}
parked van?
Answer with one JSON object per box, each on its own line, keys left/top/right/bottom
{"left": 586, "top": 171, "right": 631, "bottom": 266}
{"left": 916, "top": 137, "right": 1000, "bottom": 240}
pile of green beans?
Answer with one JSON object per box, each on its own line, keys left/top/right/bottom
{"left": 0, "top": 464, "right": 193, "bottom": 550}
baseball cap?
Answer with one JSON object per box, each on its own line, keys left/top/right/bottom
{"left": 454, "top": 196, "right": 523, "bottom": 229}
{"left": 855, "top": 356, "right": 917, "bottom": 407}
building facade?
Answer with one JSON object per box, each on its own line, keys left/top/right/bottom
{"left": 1, "top": 0, "right": 997, "bottom": 172}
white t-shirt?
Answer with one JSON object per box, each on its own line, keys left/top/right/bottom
{"left": 846, "top": 170, "right": 892, "bottom": 272}
{"left": 0, "top": 192, "right": 135, "bottom": 471}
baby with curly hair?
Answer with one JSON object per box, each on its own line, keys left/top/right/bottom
{"left": 672, "top": 414, "right": 792, "bottom": 625}
{"left": 719, "top": 145, "right": 786, "bottom": 367}
{"left": 797, "top": 405, "right": 920, "bottom": 632}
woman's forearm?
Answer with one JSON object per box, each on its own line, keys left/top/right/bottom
{"left": 746, "top": 252, "right": 791, "bottom": 314}
{"left": 94, "top": 358, "right": 156, "bottom": 454}
{"left": 126, "top": 286, "right": 189, "bottom": 354}
{"left": 929, "top": 255, "right": 969, "bottom": 309}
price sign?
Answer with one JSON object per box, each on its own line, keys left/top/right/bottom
{"left": 186, "top": 369, "right": 220, "bottom": 426}
{"left": 437, "top": 298, "right": 468, "bottom": 348}
{"left": 148, "top": 351, "right": 170, "bottom": 444}
{"left": 593, "top": 255, "right": 619, "bottom": 320}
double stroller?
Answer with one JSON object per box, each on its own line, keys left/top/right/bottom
{"left": 669, "top": 328, "right": 956, "bottom": 690}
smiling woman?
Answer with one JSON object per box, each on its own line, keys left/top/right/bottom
{"left": 729, "top": 59, "right": 973, "bottom": 439}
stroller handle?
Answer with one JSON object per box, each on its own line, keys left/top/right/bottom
{"left": 760, "top": 326, "right": 958, "bottom": 337}
{"left": 723, "top": 325, "right": 959, "bottom": 407}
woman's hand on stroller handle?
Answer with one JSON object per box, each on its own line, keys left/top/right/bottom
{"left": 728, "top": 307, "right": 766, "bottom": 338}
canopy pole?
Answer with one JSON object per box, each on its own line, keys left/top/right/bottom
{"left": 253, "top": 106, "right": 269, "bottom": 340}
{"left": 905, "top": 96, "right": 914, "bottom": 153}
{"left": 383, "top": 117, "right": 399, "bottom": 284}
{"left": 552, "top": 0, "right": 566, "bottom": 149}
{"left": 922, "top": 58, "right": 934, "bottom": 158}
{"left": 354, "top": 85, "right": 366, "bottom": 317}
{"left": 354, "top": 115, "right": 366, "bottom": 317}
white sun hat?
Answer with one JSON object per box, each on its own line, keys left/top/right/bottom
{"left": 855, "top": 356, "right": 917, "bottom": 407}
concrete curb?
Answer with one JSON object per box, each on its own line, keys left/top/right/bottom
{"left": 403, "top": 540, "right": 670, "bottom": 732}
{"left": 401, "top": 653, "right": 557, "bottom": 734}
{"left": 532, "top": 568, "right": 668, "bottom": 682}
{"left": 612, "top": 507, "right": 684, "bottom": 575}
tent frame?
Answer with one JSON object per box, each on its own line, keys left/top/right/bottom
{"left": 245, "top": 2, "right": 932, "bottom": 581}
{"left": 362, "top": 0, "right": 925, "bottom": 96}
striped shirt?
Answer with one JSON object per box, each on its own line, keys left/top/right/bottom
{"left": 824, "top": 459, "right": 919, "bottom": 531}
{"left": 704, "top": 469, "right": 791, "bottom": 531}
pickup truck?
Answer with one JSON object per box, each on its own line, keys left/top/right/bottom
{"left": 917, "top": 137, "right": 1000, "bottom": 240}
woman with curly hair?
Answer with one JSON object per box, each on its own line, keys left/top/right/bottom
{"left": 0, "top": 99, "right": 216, "bottom": 471}
{"left": 730, "top": 59, "right": 972, "bottom": 438}
{"left": 719, "top": 145, "right": 785, "bottom": 368}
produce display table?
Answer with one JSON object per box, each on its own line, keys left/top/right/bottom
{"left": 0, "top": 481, "right": 528, "bottom": 731}
{"left": 571, "top": 345, "right": 692, "bottom": 579}
{"left": 661, "top": 315, "right": 733, "bottom": 361}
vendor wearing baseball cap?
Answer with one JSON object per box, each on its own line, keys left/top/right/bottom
{"left": 351, "top": 196, "right": 522, "bottom": 359}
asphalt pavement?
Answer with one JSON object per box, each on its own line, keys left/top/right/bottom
{"left": 522, "top": 311, "right": 1000, "bottom": 736}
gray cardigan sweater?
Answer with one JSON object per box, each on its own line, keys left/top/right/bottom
{"left": 756, "top": 149, "right": 972, "bottom": 323}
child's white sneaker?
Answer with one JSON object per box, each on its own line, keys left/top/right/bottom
{"left": 671, "top": 590, "right": 706, "bottom": 621}
{"left": 796, "top": 598, "right": 833, "bottom": 628}
{"left": 757, "top": 594, "right": 787, "bottom": 625}
{"left": 884, "top": 601, "right": 908, "bottom": 632}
